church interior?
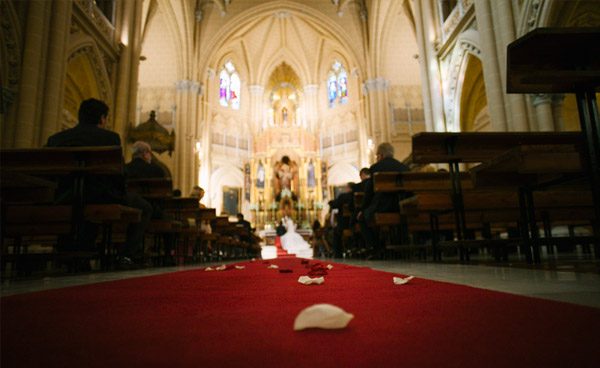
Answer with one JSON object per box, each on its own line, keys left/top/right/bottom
{"left": 1, "top": 0, "right": 600, "bottom": 366}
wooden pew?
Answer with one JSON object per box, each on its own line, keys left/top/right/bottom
{"left": 373, "top": 171, "right": 474, "bottom": 192}
{"left": 1, "top": 147, "right": 141, "bottom": 274}
{"left": 469, "top": 143, "right": 594, "bottom": 262}
{"left": 411, "top": 132, "right": 582, "bottom": 165}
{"left": 506, "top": 28, "right": 600, "bottom": 260}
{"left": 126, "top": 178, "right": 173, "bottom": 199}
{"left": 410, "top": 132, "right": 585, "bottom": 261}
{"left": 373, "top": 169, "right": 593, "bottom": 262}
{"left": 1, "top": 172, "right": 57, "bottom": 204}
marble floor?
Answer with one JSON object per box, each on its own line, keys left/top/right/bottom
{"left": 2, "top": 259, "right": 600, "bottom": 309}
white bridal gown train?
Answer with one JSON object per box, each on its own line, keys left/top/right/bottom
{"left": 280, "top": 217, "right": 313, "bottom": 259}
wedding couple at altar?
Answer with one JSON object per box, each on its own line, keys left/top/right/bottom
{"left": 277, "top": 216, "right": 313, "bottom": 259}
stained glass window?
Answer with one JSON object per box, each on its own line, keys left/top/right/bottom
{"left": 219, "top": 70, "right": 229, "bottom": 107}
{"left": 219, "top": 61, "right": 240, "bottom": 109}
{"left": 327, "top": 74, "right": 338, "bottom": 107}
{"left": 327, "top": 61, "right": 349, "bottom": 107}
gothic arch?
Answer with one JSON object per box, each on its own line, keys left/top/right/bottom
{"left": 257, "top": 50, "right": 310, "bottom": 89}
{"left": 209, "top": 164, "right": 245, "bottom": 214}
{"left": 318, "top": 51, "right": 352, "bottom": 82}
{"left": 197, "top": 1, "right": 363, "bottom": 85}
{"left": 443, "top": 29, "right": 483, "bottom": 132}
{"left": 327, "top": 161, "right": 359, "bottom": 186}
{"left": 459, "top": 55, "right": 489, "bottom": 132}
{"left": 64, "top": 36, "right": 114, "bottom": 126}
{"left": 519, "top": 0, "right": 600, "bottom": 36}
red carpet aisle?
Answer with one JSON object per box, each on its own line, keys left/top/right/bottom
{"left": 274, "top": 236, "right": 294, "bottom": 258}
{"left": 2, "top": 259, "right": 600, "bottom": 367}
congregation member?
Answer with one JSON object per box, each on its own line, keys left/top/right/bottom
{"left": 125, "top": 141, "right": 166, "bottom": 179}
{"left": 126, "top": 140, "right": 168, "bottom": 221}
{"left": 190, "top": 185, "right": 207, "bottom": 208}
{"left": 358, "top": 142, "right": 411, "bottom": 259}
{"left": 350, "top": 168, "right": 371, "bottom": 253}
{"left": 236, "top": 213, "right": 252, "bottom": 233}
{"left": 329, "top": 182, "right": 355, "bottom": 258}
{"left": 46, "top": 98, "right": 153, "bottom": 266}
{"left": 353, "top": 167, "right": 371, "bottom": 193}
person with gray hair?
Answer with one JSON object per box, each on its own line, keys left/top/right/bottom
{"left": 125, "top": 141, "right": 165, "bottom": 179}
{"left": 358, "top": 142, "right": 411, "bottom": 260}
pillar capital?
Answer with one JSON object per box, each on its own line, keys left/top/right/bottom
{"left": 530, "top": 93, "right": 553, "bottom": 107}
{"left": 176, "top": 80, "right": 203, "bottom": 95}
{"left": 303, "top": 84, "right": 319, "bottom": 94}
{"left": 248, "top": 84, "right": 264, "bottom": 94}
{"left": 363, "top": 78, "right": 389, "bottom": 95}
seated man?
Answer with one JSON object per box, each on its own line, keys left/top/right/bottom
{"left": 125, "top": 141, "right": 166, "bottom": 179}
{"left": 351, "top": 168, "right": 370, "bottom": 251}
{"left": 190, "top": 185, "right": 206, "bottom": 208}
{"left": 47, "top": 98, "right": 152, "bottom": 265}
{"left": 353, "top": 167, "right": 371, "bottom": 193}
{"left": 236, "top": 213, "right": 252, "bottom": 233}
{"left": 358, "top": 142, "right": 410, "bottom": 259}
{"left": 125, "top": 141, "right": 167, "bottom": 220}
{"left": 329, "top": 182, "right": 354, "bottom": 258}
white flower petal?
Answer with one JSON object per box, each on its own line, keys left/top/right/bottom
{"left": 294, "top": 304, "right": 354, "bottom": 331}
{"left": 298, "top": 276, "right": 325, "bottom": 285}
{"left": 393, "top": 276, "right": 415, "bottom": 285}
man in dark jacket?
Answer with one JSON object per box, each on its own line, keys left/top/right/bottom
{"left": 125, "top": 141, "right": 166, "bottom": 179}
{"left": 353, "top": 167, "right": 371, "bottom": 194}
{"left": 358, "top": 142, "right": 410, "bottom": 259}
{"left": 329, "top": 182, "right": 354, "bottom": 258}
{"left": 46, "top": 99, "right": 152, "bottom": 264}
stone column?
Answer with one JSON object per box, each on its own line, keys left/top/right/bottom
{"left": 531, "top": 94, "right": 555, "bottom": 131}
{"left": 413, "top": 0, "right": 445, "bottom": 132}
{"left": 39, "top": 0, "right": 73, "bottom": 144}
{"left": 552, "top": 94, "right": 566, "bottom": 131}
{"left": 302, "top": 84, "right": 319, "bottom": 132}
{"left": 248, "top": 85, "right": 265, "bottom": 134}
{"left": 126, "top": 0, "right": 144, "bottom": 130}
{"left": 364, "top": 77, "right": 391, "bottom": 142}
{"left": 113, "top": 0, "right": 143, "bottom": 140}
{"left": 491, "top": 0, "right": 529, "bottom": 131}
{"left": 474, "top": 0, "right": 508, "bottom": 131}
{"left": 173, "top": 80, "right": 201, "bottom": 195}
{"left": 13, "top": 0, "right": 51, "bottom": 147}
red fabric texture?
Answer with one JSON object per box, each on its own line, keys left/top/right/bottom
{"left": 2, "top": 258, "right": 600, "bottom": 367}
{"left": 274, "top": 236, "right": 294, "bottom": 258}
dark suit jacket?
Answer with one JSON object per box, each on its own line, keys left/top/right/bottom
{"left": 237, "top": 219, "right": 252, "bottom": 233}
{"left": 362, "top": 157, "right": 410, "bottom": 220}
{"left": 46, "top": 124, "right": 125, "bottom": 204}
{"left": 125, "top": 157, "right": 166, "bottom": 179}
{"left": 330, "top": 192, "right": 353, "bottom": 229}
{"left": 47, "top": 124, "right": 121, "bottom": 147}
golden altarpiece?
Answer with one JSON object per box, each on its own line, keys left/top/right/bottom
{"left": 245, "top": 64, "right": 325, "bottom": 229}
{"left": 248, "top": 127, "right": 325, "bottom": 230}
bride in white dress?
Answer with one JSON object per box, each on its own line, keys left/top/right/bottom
{"left": 280, "top": 217, "right": 313, "bottom": 259}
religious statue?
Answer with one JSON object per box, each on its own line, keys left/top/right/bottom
{"left": 256, "top": 161, "right": 265, "bottom": 189}
{"left": 282, "top": 107, "right": 288, "bottom": 125}
{"left": 307, "top": 160, "right": 316, "bottom": 188}
{"left": 274, "top": 155, "right": 298, "bottom": 199}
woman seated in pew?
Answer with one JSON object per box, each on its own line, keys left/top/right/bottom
{"left": 46, "top": 98, "right": 152, "bottom": 267}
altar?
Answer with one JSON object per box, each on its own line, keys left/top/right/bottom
{"left": 260, "top": 228, "right": 313, "bottom": 246}
{"left": 242, "top": 63, "right": 327, "bottom": 230}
